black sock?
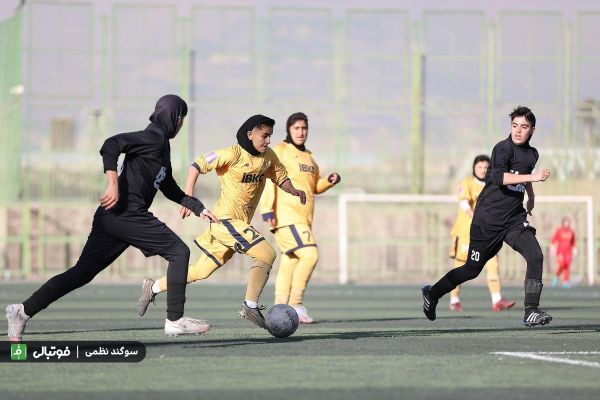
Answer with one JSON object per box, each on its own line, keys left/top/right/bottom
{"left": 524, "top": 279, "right": 543, "bottom": 311}
{"left": 166, "top": 283, "right": 186, "bottom": 321}
{"left": 429, "top": 276, "right": 455, "bottom": 301}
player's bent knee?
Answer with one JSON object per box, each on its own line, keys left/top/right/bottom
{"left": 187, "top": 262, "right": 218, "bottom": 281}
{"left": 250, "top": 240, "right": 276, "bottom": 266}
{"left": 463, "top": 263, "right": 483, "bottom": 280}
{"left": 295, "top": 246, "right": 319, "bottom": 265}
{"left": 168, "top": 240, "right": 190, "bottom": 261}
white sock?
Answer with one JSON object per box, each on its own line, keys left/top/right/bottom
{"left": 491, "top": 293, "right": 502, "bottom": 304}
{"left": 245, "top": 300, "right": 258, "bottom": 308}
{"left": 450, "top": 296, "right": 460, "bottom": 305}
{"left": 151, "top": 281, "right": 161, "bottom": 294}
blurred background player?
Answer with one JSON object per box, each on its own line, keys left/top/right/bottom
{"left": 422, "top": 106, "right": 553, "bottom": 327}
{"left": 138, "top": 115, "right": 306, "bottom": 329}
{"left": 6, "top": 95, "right": 216, "bottom": 341}
{"left": 550, "top": 217, "right": 577, "bottom": 288}
{"left": 448, "top": 154, "right": 515, "bottom": 312}
{"left": 259, "top": 112, "right": 341, "bottom": 324}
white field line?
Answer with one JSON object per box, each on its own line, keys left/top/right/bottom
{"left": 491, "top": 352, "right": 600, "bottom": 368}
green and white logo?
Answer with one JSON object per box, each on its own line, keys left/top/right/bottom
{"left": 10, "top": 344, "right": 27, "bottom": 361}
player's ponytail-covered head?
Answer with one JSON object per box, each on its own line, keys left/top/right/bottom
{"left": 149, "top": 94, "right": 188, "bottom": 138}
{"left": 236, "top": 114, "right": 275, "bottom": 156}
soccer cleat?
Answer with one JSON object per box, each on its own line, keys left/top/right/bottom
{"left": 292, "top": 305, "right": 314, "bottom": 324}
{"left": 6, "top": 304, "right": 30, "bottom": 342}
{"left": 239, "top": 302, "right": 267, "bottom": 329}
{"left": 492, "top": 298, "right": 516, "bottom": 312}
{"left": 164, "top": 316, "right": 211, "bottom": 337}
{"left": 138, "top": 278, "right": 156, "bottom": 316}
{"left": 449, "top": 302, "right": 463, "bottom": 312}
{"left": 523, "top": 308, "right": 553, "bottom": 327}
{"left": 421, "top": 285, "right": 438, "bottom": 321}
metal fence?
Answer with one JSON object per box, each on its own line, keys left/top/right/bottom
{"left": 1, "top": 0, "right": 599, "bottom": 281}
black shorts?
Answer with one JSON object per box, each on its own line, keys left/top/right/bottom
{"left": 467, "top": 220, "right": 537, "bottom": 269}
{"left": 90, "top": 208, "right": 185, "bottom": 259}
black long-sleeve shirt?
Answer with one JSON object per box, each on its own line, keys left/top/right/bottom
{"left": 97, "top": 123, "right": 203, "bottom": 215}
{"left": 473, "top": 135, "right": 539, "bottom": 231}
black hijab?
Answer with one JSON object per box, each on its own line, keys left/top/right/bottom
{"left": 472, "top": 154, "right": 491, "bottom": 182}
{"left": 149, "top": 94, "right": 188, "bottom": 138}
{"left": 236, "top": 114, "right": 275, "bottom": 156}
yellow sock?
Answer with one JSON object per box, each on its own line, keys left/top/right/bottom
{"left": 288, "top": 247, "right": 319, "bottom": 306}
{"left": 245, "top": 260, "right": 273, "bottom": 302}
{"left": 155, "top": 253, "right": 221, "bottom": 292}
{"left": 274, "top": 253, "right": 298, "bottom": 304}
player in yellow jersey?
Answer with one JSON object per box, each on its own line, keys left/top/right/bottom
{"left": 448, "top": 154, "right": 515, "bottom": 312}
{"left": 259, "top": 112, "right": 341, "bottom": 323}
{"left": 138, "top": 115, "right": 306, "bottom": 329}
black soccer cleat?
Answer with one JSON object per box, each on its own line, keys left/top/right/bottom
{"left": 523, "top": 308, "right": 553, "bottom": 327}
{"left": 422, "top": 285, "right": 438, "bottom": 321}
{"left": 239, "top": 302, "right": 267, "bottom": 329}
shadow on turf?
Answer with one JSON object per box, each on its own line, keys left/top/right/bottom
{"left": 313, "top": 316, "right": 477, "bottom": 324}
{"left": 132, "top": 323, "right": 600, "bottom": 350}
{"left": 18, "top": 321, "right": 600, "bottom": 342}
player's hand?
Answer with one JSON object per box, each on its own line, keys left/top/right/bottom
{"left": 526, "top": 197, "right": 535, "bottom": 216}
{"left": 533, "top": 168, "right": 550, "bottom": 182}
{"left": 293, "top": 189, "right": 306, "bottom": 205}
{"left": 266, "top": 217, "right": 277, "bottom": 228}
{"left": 200, "top": 208, "right": 219, "bottom": 223}
{"left": 328, "top": 172, "right": 341, "bottom": 185}
{"left": 100, "top": 183, "right": 119, "bottom": 210}
{"left": 180, "top": 206, "right": 192, "bottom": 219}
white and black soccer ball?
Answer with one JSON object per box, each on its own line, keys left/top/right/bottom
{"left": 265, "top": 304, "right": 299, "bottom": 338}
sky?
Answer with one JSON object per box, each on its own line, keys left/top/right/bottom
{"left": 0, "top": 0, "right": 20, "bottom": 21}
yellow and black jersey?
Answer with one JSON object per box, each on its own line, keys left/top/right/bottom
{"left": 259, "top": 142, "right": 333, "bottom": 228}
{"left": 193, "top": 144, "right": 288, "bottom": 223}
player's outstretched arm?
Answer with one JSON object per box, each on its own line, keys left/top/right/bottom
{"left": 160, "top": 165, "right": 218, "bottom": 222}
{"left": 280, "top": 178, "right": 306, "bottom": 205}
{"left": 177, "top": 165, "right": 217, "bottom": 222}
{"left": 100, "top": 170, "right": 119, "bottom": 210}
{"left": 315, "top": 172, "right": 341, "bottom": 194}
{"left": 502, "top": 168, "right": 550, "bottom": 185}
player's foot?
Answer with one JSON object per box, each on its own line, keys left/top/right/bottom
{"left": 239, "top": 302, "right": 267, "bottom": 329}
{"left": 6, "top": 304, "right": 30, "bottom": 342}
{"left": 492, "top": 298, "right": 516, "bottom": 312}
{"left": 421, "top": 285, "right": 438, "bottom": 321}
{"left": 138, "top": 278, "right": 156, "bottom": 316}
{"left": 449, "top": 302, "right": 463, "bottom": 312}
{"left": 164, "top": 316, "right": 211, "bottom": 337}
{"left": 551, "top": 276, "right": 559, "bottom": 288}
{"left": 292, "top": 305, "right": 314, "bottom": 324}
{"left": 562, "top": 281, "right": 571, "bottom": 289}
{"left": 523, "top": 308, "right": 553, "bottom": 327}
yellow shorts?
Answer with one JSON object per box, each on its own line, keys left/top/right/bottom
{"left": 451, "top": 233, "right": 471, "bottom": 263}
{"left": 273, "top": 223, "right": 317, "bottom": 255}
{"left": 194, "top": 218, "right": 267, "bottom": 267}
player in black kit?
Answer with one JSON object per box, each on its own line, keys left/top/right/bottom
{"left": 6, "top": 94, "right": 219, "bottom": 341}
{"left": 422, "top": 106, "right": 552, "bottom": 327}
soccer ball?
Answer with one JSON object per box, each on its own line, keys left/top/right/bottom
{"left": 265, "top": 304, "right": 299, "bottom": 338}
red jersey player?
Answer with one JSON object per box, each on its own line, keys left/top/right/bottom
{"left": 550, "top": 217, "right": 577, "bottom": 288}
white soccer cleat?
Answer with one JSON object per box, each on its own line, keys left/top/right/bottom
{"left": 292, "top": 305, "right": 314, "bottom": 324}
{"left": 6, "top": 304, "right": 30, "bottom": 342}
{"left": 164, "top": 316, "right": 211, "bottom": 337}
